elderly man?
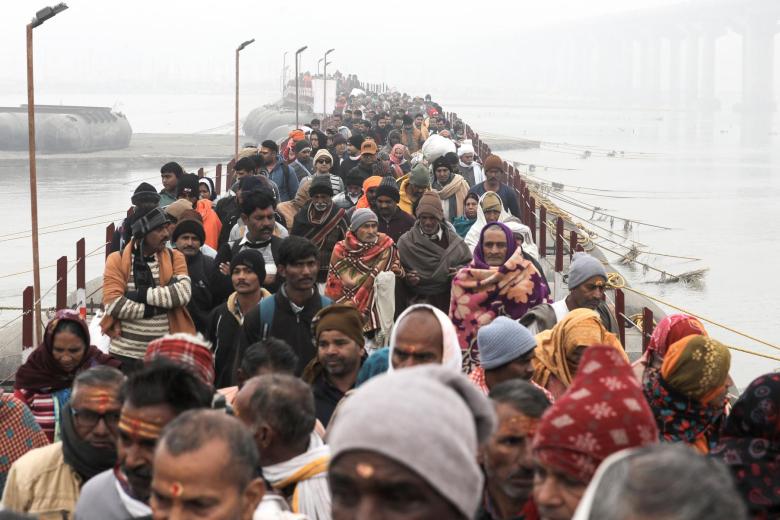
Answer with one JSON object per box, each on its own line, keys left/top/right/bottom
{"left": 149, "top": 410, "right": 265, "bottom": 520}
{"left": 397, "top": 192, "right": 471, "bottom": 313}
{"left": 326, "top": 208, "right": 403, "bottom": 336}
{"left": 468, "top": 316, "right": 540, "bottom": 395}
{"left": 329, "top": 365, "right": 496, "bottom": 520}
{"left": 291, "top": 175, "right": 349, "bottom": 284}
{"left": 101, "top": 206, "right": 194, "bottom": 373}
{"left": 234, "top": 374, "right": 331, "bottom": 519}
{"left": 172, "top": 212, "right": 213, "bottom": 336}
{"left": 289, "top": 139, "right": 313, "bottom": 181}
{"left": 74, "top": 363, "right": 212, "bottom": 519}
{"left": 532, "top": 346, "right": 658, "bottom": 520}
{"left": 478, "top": 380, "right": 551, "bottom": 520}
{"left": 207, "top": 249, "right": 267, "bottom": 388}
{"left": 431, "top": 156, "right": 470, "bottom": 221}
{"left": 4, "top": 367, "right": 124, "bottom": 519}
{"left": 375, "top": 177, "right": 415, "bottom": 243}
{"left": 457, "top": 141, "right": 485, "bottom": 187}
{"left": 521, "top": 252, "right": 618, "bottom": 335}
{"left": 398, "top": 163, "right": 430, "bottom": 215}
{"left": 469, "top": 154, "right": 520, "bottom": 218}
{"left": 303, "top": 304, "right": 366, "bottom": 427}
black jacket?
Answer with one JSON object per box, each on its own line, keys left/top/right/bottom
{"left": 207, "top": 300, "right": 241, "bottom": 388}
{"left": 184, "top": 251, "right": 214, "bottom": 336}
{"left": 210, "top": 236, "right": 283, "bottom": 305}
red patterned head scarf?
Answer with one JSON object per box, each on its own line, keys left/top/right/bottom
{"left": 144, "top": 333, "right": 215, "bottom": 388}
{"left": 532, "top": 345, "right": 658, "bottom": 483}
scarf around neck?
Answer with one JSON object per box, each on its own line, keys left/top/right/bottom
{"left": 61, "top": 403, "right": 118, "bottom": 481}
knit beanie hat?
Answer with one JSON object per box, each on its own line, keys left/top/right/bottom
{"left": 294, "top": 139, "right": 312, "bottom": 154}
{"left": 229, "top": 249, "right": 266, "bottom": 281}
{"left": 344, "top": 173, "right": 364, "bottom": 188}
{"left": 313, "top": 148, "right": 333, "bottom": 164}
{"left": 480, "top": 192, "right": 502, "bottom": 213}
{"left": 308, "top": 175, "right": 334, "bottom": 198}
{"left": 348, "top": 135, "right": 364, "bottom": 149}
{"left": 568, "top": 252, "right": 608, "bottom": 289}
{"left": 477, "top": 316, "right": 537, "bottom": 370}
{"left": 131, "top": 182, "right": 160, "bottom": 206}
{"left": 432, "top": 155, "right": 451, "bottom": 172}
{"left": 238, "top": 176, "right": 263, "bottom": 194}
{"left": 415, "top": 191, "right": 444, "bottom": 221}
{"left": 444, "top": 152, "right": 459, "bottom": 168}
{"left": 329, "top": 365, "right": 497, "bottom": 519}
{"left": 483, "top": 154, "right": 503, "bottom": 172}
{"left": 176, "top": 173, "right": 200, "bottom": 199}
{"left": 375, "top": 176, "right": 400, "bottom": 203}
{"left": 350, "top": 208, "right": 378, "bottom": 232}
{"left": 314, "top": 304, "right": 365, "bottom": 348}
{"left": 533, "top": 345, "right": 658, "bottom": 483}
{"left": 164, "top": 199, "right": 194, "bottom": 222}
{"left": 131, "top": 206, "right": 168, "bottom": 238}
{"left": 172, "top": 211, "right": 205, "bottom": 244}
{"left": 409, "top": 163, "right": 431, "bottom": 188}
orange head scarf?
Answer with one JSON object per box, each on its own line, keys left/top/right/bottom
{"left": 356, "top": 176, "right": 383, "bottom": 209}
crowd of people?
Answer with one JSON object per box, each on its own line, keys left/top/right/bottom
{"left": 0, "top": 86, "right": 775, "bottom": 520}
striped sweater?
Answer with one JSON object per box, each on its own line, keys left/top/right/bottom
{"left": 105, "top": 257, "right": 192, "bottom": 359}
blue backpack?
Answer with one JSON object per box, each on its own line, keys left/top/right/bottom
{"left": 258, "top": 293, "right": 332, "bottom": 339}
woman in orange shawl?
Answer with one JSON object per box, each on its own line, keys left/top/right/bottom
{"left": 532, "top": 308, "right": 625, "bottom": 399}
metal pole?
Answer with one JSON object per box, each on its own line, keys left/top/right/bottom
{"left": 295, "top": 46, "right": 307, "bottom": 128}
{"left": 26, "top": 23, "right": 43, "bottom": 343}
{"left": 235, "top": 48, "right": 239, "bottom": 160}
{"left": 324, "top": 48, "right": 334, "bottom": 119}
{"left": 282, "top": 52, "right": 287, "bottom": 97}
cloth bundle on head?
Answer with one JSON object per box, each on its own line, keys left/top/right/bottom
{"left": 294, "top": 139, "right": 312, "bottom": 154}
{"left": 661, "top": 335, "right": 730, "bottom": 403}
{"left": 237, "top": 147, "right": 258, "bottom": 160}
{"left": 375, "top": 176, "right": 400, "bottom": 202}
{"left": 633, "top": 314, "right": 707, "bottom": 380}
{"left": 131, "top": 207, "right": 168, "bottom": 238}
{"left": 568, "top": 252, "right": 607, "bottom": 289}
{"left": 533, "top": 345, "right": 658, "bottom": 483}
{"left": 308, "top": 174, "right": 333, "bottom": 198}
{"left": 198, "top": 177, "right": 216, "bottom": 201}
{"left": 458, "top": 141, "right": 475, "bottom": 157}
{"left": 350, "top": 208, "right": 378, "bottom": 233}
{"left": 131, "top": 182, "right": 160, "bottom": 206}
{"left": 144, "top": 333, "right": 215, "bottom": 388}
{"left": 164, "top": 199, "right": 194, "bottom": 221}
{"left": 313, "top": 304, "right": 365, "bottom": 348}
{"left": 172, "top": 210, "right": 205, "bottom": 244}
{"left": 229, "top": 249, "right": 266, "bottom": 280}
{"left": 313, "top": 148, "right": 333, "bottom": 164}
{"left": 415, "top": 191, "right": 444, "bottom": 221}
{"left": 176, "top": 173, "right": 200, "bottom": 199}
{"left": 409, "top": 163, "right": 431, "bottom": 188}
{"left": 477, "top": 316, "right": 536, "bottom": 370}
{"left": 480, "top": 191, "right": 502, "bottom": 213}
{"left": 388, "top": 304, "right": 463, "bottom": 373}
{"left": 533, "top": 308, "right": 625, "bottom": 392}
{"left": 289, "top": 129, "right": 305, "bottom": 142}
{"left": 356, "top": 176, "right": 383, "bottom": 208}
{"left": 483, "top": 154, "right": 503, "bottom": 172}
{"left": 328, "top": 365, "right": 497, "bottom": 519}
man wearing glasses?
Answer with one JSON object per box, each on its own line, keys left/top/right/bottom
{"left": 4, "top": 366, "right": 125, "bottom": 519}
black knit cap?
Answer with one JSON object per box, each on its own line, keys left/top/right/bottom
{"left": 131, "top": 182, "right": 160, "bottom": 206}
{"left": 309, "top": 175, "right": 334, "bottom": 197}
{"left": 375, "top": 176, "right": 400, "bottom": 203}
{"left": 432, "top": 156, "right": 452, "bottom": 172}
{"left": 230, "top": 249, "right": 266, "bottom": 280}
{"left": 176, "top": 173, "right": 200, "bottom": 199}
{"left": 172, "top": 218, "right": 205, "bottom": 244}
{"left": 131, "top": 207, "right": 168, "bottom": 238}
{"left": 348, "top": 135, "right": 365, "bottom": 149}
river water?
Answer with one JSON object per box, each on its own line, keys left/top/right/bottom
{"left": 1, "top": 93, "right": 778, "bottom": 386}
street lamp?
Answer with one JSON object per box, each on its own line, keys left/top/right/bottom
{"left": 235, "top": 38, "right": 255, "bottom": 159}
{"left": 27, "top": 2, "right": 68, "bottom": 343}
{"left": 317, "top": 58, "right": 324, "bottom": 77}
{"left": 295, "top": 45, "right": 307, "bottom": 128}
{"left": 281, "top": 51, "right": 288, "bottom": 97}
{"left": 323, "top": 48, "right": 334, "bottom": 119}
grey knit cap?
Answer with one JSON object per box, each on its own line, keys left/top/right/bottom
{"left": 477, "top": 316, "right": 537, "bottom": 370}
{"left": 568, "top": 252, "right": 607, "bottom": 289}
{"left": 350, "top": 208, "right": 378, "bottom": 233}
{"left": 328, "top": 365, "right": 496, "bottom": 519}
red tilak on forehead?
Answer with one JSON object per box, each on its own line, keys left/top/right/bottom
{"left": 83, "top": 390, "right": 115, "bottom": 413}
{"left": 171, "top": 482, "right": 184, "bottom": 497}
{"left": 119, "top": 412, "right": 164, "bottom": 441}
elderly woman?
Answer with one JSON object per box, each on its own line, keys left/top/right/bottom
{"left": 453, "top": 193, "right": 479, "bottom": 238}
{"left": 449, "top": 222, "right": 549, "bottom": 372}
{"left": 465, "top": 192, "right": 538, "bottom": 260}
{"left": 632, "top": 313, "right": 707, "bottom": 381}
{"left": 532, "top": 307, "right": 625, "bottom": 399}
{"left": 431, "top": 156, "right": 470, "bottom": 221}
{"left": 13, "top": 309, "right": 121, "bottom": 442}
{"left": 711, "top": 372, "right": 780, "bottom": 519}
{"left": 388, "top": 143, "right": 410, "bottom": 178}
{"left": 643, "top": 335, "right": 731, "bottom": 454}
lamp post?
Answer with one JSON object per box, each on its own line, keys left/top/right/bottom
{"left": 235, "top": 38, "right": 255, "bottom": 159}
{"left": 295, "top": 45, "right": 307, "bottom": 128}
{"left": 317, "top": 58, "right": 324, "bottom": 77}
{"left": 323, "top": 48, "right": 334, "bottom": 119}
{"left": 27, "top": 2, "right": 68, "bottom": 343}
{"left": 281, "top": 51, "right": 287, "bottom": 97}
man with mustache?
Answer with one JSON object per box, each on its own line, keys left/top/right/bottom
{"left": 4, "top": 367, "right": 124, "bottom": 519}
{"left": 207, "top": 249, "right": 268, "bottom": 388}
{"left": 74, "top": 363, "right": 212, "bottom": 520}
{"left": 240, "top": 236, "right": 332, "bottom": 375}
{"left": 520, "top": 252, "right": 618, "bottom": 335}
{"left": 172, "top": 211, "right": 213, "bottom": 336}
{"left": 478, "top": 380, "right": 551, "bottom": 520}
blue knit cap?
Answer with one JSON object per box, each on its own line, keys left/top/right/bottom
{"left": 477, "top": 316, "right": 537, "bottom": 370}
{"left": 568, "top": 252, "right": 607, "bottom": 290}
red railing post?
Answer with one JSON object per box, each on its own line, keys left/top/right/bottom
{"left": 227, "top": 159, "right": 236, "bottom": 193}
{"left": 555, "top": 217, "right": 564, "bottom": 273}
{"left": 105, "top": 222, "right": 115, "bottom": 260}
{"left": 77, "top": 238, "right": 86, "bottom": 319}
{"left": 215, "top": 163, "right": 222, "bottom": 195}
{"left": 23, "top": 286, "right": 34, "bottom": 350}
{"left": 197, "top": 167, "right": 204, "bottom": 178}
{"left": 56, "top": 256, "right": 68, "bottom": 310}
{"left": 642, "top": 307, "right": 654, "bottom": 353}
{"left": 539, "top": 206, "right": 547, "bottom": 258}
{"left": 615, "top": 288, "right": 626, "bottom": 348}
{"left": 529, "top": 197, "right": 537, "bottom": 243}
{"left": 570, "top": 230, "right": 577, "bottom": 259}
